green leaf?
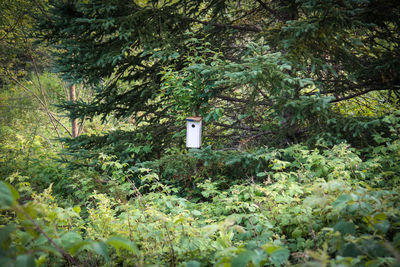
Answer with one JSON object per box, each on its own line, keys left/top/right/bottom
{"left": 203, "top": 225, "right": 219, "bottom": 237}
{"left": 393, "top": 232, "right": 400, "bottom": 249}
{"left": 0, "top": 182, "right": 16, "bottom": 208}
{"left": 36, "top": 255, "right": 47, "bottom": 266}
{"left": 73, "top": 206, "right": 81, "bottom": 214}
{"left": 334, "top": 221, "right": 356, "bottom": 236}
{"left": 15, "top": 254, "right": 36, "bottom": 267}
{"left": 332, "top": 194, "right": 352, "bottom": 209}
{"left": 342, "top": 243, "right": 362, "bottom": 257}
{"left": 0, "top": 258, "right": 13, "bottom": 267}
{"left": 60, "top": 232, "right": 82, "bottom": 250}
{"left": 6, "top": 182, "right": 19, "bottom": 202}
{"left": 40, "top": 245, "right": 62, "bottom": 257}
{"left": 91, "top": 241, "right": 110, "bottom": 262}
{"left": 185, "top": 260, "right": 201, "bottom": 267}
{"left": 0, "top": 224, "right": 16, "bottom": 244}
{"left": 232, "top": 250, "right": 256, "bottom": 267}
{"left": 291, "top": 228, "right": 303, "bottom": 238}
{"left": 264, "top": 244, "right": 279, "bottom": 254}
{"left": 191, "top": 210, "right": 201, "bottom": 216}
{"left": 22, "top": 203, "right": 38, "bottom": 220}
{"left": 106, "top": 236, "right": 139, "bottom": 255}
{"left": 374, "top": 213, "right": 387, "bottom": 222}
{"left": 68, "top": 240, "right": 92, "bottom": 255}
{"left": 269, "top": 248, "right": 290, "bottom": 267}
{"left": 374, "top": 220, "right": 390, "bottom": 234}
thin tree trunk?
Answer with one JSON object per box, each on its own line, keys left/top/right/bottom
{"left": 69, "top": 84, "right": 78, "bottom": 138}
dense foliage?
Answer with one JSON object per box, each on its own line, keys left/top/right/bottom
{"left": 39, "top": 0, "right": 400, "bottom": 153}
{"left": 1, "top": 0, "right": 400, "bottom": 266}
{"left": 2, "top": 134, "right": 400, "bottom": 266}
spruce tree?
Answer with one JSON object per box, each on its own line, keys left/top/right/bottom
{"left": 40, "top": 0, "right": 400, "bottom": 160}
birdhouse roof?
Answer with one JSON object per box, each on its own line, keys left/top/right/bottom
{"left": 186, "top": 117, "right": 202, "bottom": 122}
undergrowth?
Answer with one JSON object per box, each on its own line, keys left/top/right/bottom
{"left": 1, "top": 137, "right": 400, "bottom": 266}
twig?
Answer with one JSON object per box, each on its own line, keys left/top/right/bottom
{"left": 255, "top": 0, "right": 282, "bottom": 21}
{"left": 4, "top": 68, "right": 64, "bottom": 139}
{"left": 330, "top": 88, "right": 390, "bottom": 103}
{"left": 214, "top": 122, "right": 262, "bottom": 132}
{"left": 308, "top": 215, "right": 317, "bottom": 249}
{"left": 16, "top": 206, "right": 82, "bottom": 266}
{"left": 5, "top": 67, "right": 73, "bottom": 138}
{"left": 123, "top": 198, "right": 134, "bottom": 242}
{"left": 48, "top": 112, "right": 72, "bottom": 137}
{"left": 37, "top": 133, "right": 53, "bottom": 148}
{"left": 164, "top": 223, "right": 176, "bottom": 267}
{"left": 31, "top": 53, "right": 63, "bottom": 140}
{"left": 188, "top": 18, "right": 261, "bottom": 32}
{"left": 232, "top": 6, "right": 262, "bottom": 24}
{"left": 383, "top": 241, "right": 400, "bottom": 263}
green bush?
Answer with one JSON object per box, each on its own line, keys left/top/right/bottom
{"left": 2, "top": 136, "right": 400, "bottom": 266}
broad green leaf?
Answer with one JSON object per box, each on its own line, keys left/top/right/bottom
{"left": 0, "top": 224, "right": 16, "bottom": 244}
{"left": 366, "top": 259, "right": 385, "bottom": 266}
{"left": 332, "top": 194, "right": 352, "bottom": 209}
{"left": 73, "top": 206, "right": 81, "bottom": 214}
{"left": 92, "top": 241, "right": 110, "bottom": 262}
{"left": 203, "top": 225, "right": 219, "bottom": 237}
{"left": 60, "top": 232, "right": 82, "bottom": 250}
{"left": 68, "top": 240, "right": 93, "bottom": 255}
{"left": 269, "top": 248, "right": 290, "bottom": 267}
{"left": 185, "top": 260, "right": 201, "bottom": 267}
{"left": 19, "top": 232, "right": 34, "bottom": 247}
{"left": 374, "top": 213, "right": 387, "bottom": 222}
{"left": 231, "top": 250, "right": 256, "bottom": 267}
{"left": 106, "top": 236, "right": 139, "bottom": 255}
{"left": 291, "top": 228, "right": 303, "bottom": 238}
{"left": 393, "top": 232, "right": 400, "bottom": 249}
{"left": 374, "top": 220, "right": 390, "bottom": 234}
{"left": 0, "top": 258, "right": 13, "bottom": 267}
{"left": 0, "top": 182, "right": 15, "bottom": 208}
{"left": 264, "top": 244, "right": 279, "bottom": 254}
{"left": 6, "top": 182, "right": 19, "bottom": 202}
{"left": 342, "top": 243, "right": 362, "bottom": 257}
{"left": 15, "top": 254, "right": 36, "bottom": 267}
{"left": 40, "top": 245, "right": 62, "bottom": 257}
{"left": 334, "top": 221, "right": 356, "bottom": 236}
{"left": 174, "top": 217, "right": 185, "bottom": 224}
{"left": 36, "top": 255, "right": 47, "bottom": 266}
{"left": 191, "top": 210, "right": 201, "bottom": 216}
{"left": 22, "top": 203, "right": 38, "bottom": 220}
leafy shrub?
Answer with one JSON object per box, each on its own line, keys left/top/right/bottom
{"left": 2, "top": 110, "right": 400, "bottom": 266}
{"left": 1, "top": 141, "right": 399, "bottom": 266}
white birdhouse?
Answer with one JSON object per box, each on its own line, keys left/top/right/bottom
{"left": 186, "top": 117, "right": 202, "bottom": 148}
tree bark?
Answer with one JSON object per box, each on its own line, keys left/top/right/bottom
{"left": 69, "top": 84, "right": 78, "bottom": 138}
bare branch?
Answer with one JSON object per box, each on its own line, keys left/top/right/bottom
{"left": 48, "top": 112, "right": 72, "bottom": 137}
{"left": 329, "top": 87, "right": 395, "bottom": 103}
{"left": 189, "top": 18, "right": 261, "bottom": 32}
{"left": 231, "top": 7, "right": 261, "bottom": 23}
{"left": 30, "top": 53, "right": 63, "bottom": 139}
{"left": 254, "top": 0, "right": 281, "bottom": 21}
{"left": 4, "top": 68, "right": 46, "bottom": 107}
{"left": 4, "top": 68, "right": 72, "bottom": 138}
{"left": 216, "top": 95, "right": 248, "bottom": 103}
{"left": 214, "top": 122, "right": 262, "bottom": 132}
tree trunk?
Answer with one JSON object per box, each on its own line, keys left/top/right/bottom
{"left": 69, "top": 84, "right": 78, "bottom": 138}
